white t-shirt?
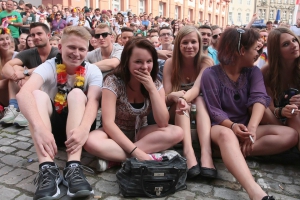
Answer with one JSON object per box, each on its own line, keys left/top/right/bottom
{"left": 290, "top": 25, "right": 300, "bottom": 37}
{"left": 66, "top": 16, "right": 79, "bottom": 26}
{"left": 33, "top": 57, "right": 103, "bottom": 100}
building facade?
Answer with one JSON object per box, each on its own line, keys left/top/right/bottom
{"left": 228, "top": 0, "right": 255, "bottom": 26}
{"left": 256, "top": 0, "right": 296, "bottom": 24}
{"left": 42, "top": 0, "right": 230, "bottom": 28}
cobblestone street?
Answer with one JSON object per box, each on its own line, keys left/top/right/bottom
{"left": 0, "top": 124, "right": 299, "bottom": 200}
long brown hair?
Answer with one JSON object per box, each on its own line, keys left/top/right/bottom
{"left": 112, "top": 37, "right": 158, "bottom": 98}
{"left": 170, "top": 25, "right": 208, "bottom": 92}
{"left": 266, "top": 27, "right": 300, "bottom": 103}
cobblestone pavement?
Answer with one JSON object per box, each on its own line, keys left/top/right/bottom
{"left": 0, "top": 124, "right": 300, "bottom": 200}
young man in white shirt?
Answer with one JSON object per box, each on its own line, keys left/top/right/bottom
{"left": 16, "top": 26, "right": 102, "bottom": 200}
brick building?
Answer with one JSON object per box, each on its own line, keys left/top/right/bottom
{"left": 42, "top": 0, "right": 230, "bottom": 28}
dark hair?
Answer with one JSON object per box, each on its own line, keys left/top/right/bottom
{"left": 211, "top": 25, "right": 220, "bottom": 31}
{"left": 30, "top": 22, "right": 50, "bottom": 33}
{"left": 121, "top": 27, "right": 133, "bottom": 33}
{"left": 158, "top": 26, "right": 173, "bottom": 35}
{"left": 112, "top": 37, "right": 158, "bottom": 98}
{"left": 25, "top": 34, "right": 33, "bottom": 49}
{"left": 218, "top": 28, "right": 259, "bottom": 65}
{"left": 198, "top": 25, "right": 212, "bottom": 32}
{"left": 25, "top": 3, "right": 32, "bottom": 9}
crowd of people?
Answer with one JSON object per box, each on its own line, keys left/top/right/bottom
{"left": 0, "top": 1, "right": 299, "bottom": 200}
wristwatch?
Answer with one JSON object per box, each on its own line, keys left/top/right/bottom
{"left": 23, "top": 69, "right": 30, "bottom": 76}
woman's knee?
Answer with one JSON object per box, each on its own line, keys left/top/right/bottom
{"left": 169, "top": 125, "right": 184, "bottom": 143}
{"left": 214, "top": 128, "right": 237, "bottom": 145}
{"left": 67, "top": 88, "right": 86, "bottom": 104}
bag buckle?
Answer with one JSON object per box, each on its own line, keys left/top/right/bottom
{"left": 154, "top": 187, "right": 163, "bottom": 196}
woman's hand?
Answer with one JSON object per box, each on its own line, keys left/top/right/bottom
{"left": 240, "top": 126, "right": 256, "bottom": 157}
{"left": 281, "top": 104, "right": 299, "bottom": 118}
{"left": 232, "top": 123, "right": 252, "bottom": 141}
{"left": 133, "top": 69, "right": 156, "bottom": 92}
{"left": 168, "top": 90, "right": 186, "bottom": 103}
{"left": 176, "top": 97, "right": 190, "bottom": 116}
{"left": 289, "top": 94, "right": 300, "bottom": 108}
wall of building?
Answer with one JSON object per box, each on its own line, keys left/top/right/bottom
{"left": 228, "top": 0, "right": 255, "bottom": 26}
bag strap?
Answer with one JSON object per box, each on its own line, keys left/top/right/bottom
{"left": 139, "top": 166, "right": 180, "bottom": 198}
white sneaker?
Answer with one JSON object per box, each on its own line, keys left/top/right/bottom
{"left": 13, "top": 112, "right": 29, "bottom": 127}
{"left": 0, "top": 105, "right": 19, "bottom": 125}
{"left": 96, "top": 159, "right": 121, "bottom": 172}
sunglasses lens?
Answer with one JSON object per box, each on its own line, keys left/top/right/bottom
{"left": 102, "top": 33, "right": 108, "bottom": 38}
{"left": 212, "top": 35, "right": 217, "bottom": 39}
{"left": 95, "top": 34, "right": 100, "bottom": 39}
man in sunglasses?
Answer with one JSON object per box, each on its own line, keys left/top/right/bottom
{"left": 85, "top": 23, "right": 122, "bottom": 77}
{"left": 211, "top": 25, "right": 222, "bottom": 51}
{"left": 198, "top": 25, "right": 219, "bottom": 65}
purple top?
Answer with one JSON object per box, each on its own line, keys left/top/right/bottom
{"left": 51, "top": 19, "right": 67, "bottom": 32}
{"left": 201, "top": 65, "right": 270, "bottom": 126}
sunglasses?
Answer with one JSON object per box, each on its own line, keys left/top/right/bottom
{"left": 94, "top": 32, "right": 112, "bottom": 39}
{"left": 237, "top": 28, "right": 245, "bottom": 55}
{"left": 212, "top": 33, "right": 221, "bottom": 39}
{"left": 56, "top": 14, "right": 61, "bottom": 16}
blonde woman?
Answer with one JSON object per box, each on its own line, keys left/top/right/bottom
{"left": 163, "top": 25, "right": 215, "bottom": 179}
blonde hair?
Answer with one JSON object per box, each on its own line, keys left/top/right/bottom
{"left": 61, "top": 26, "right": 91, "bottom": 44}
{"left": 96, "top": 23, "right": 112, "bottom": 33}
{"left": 170, "top": 25, "right": 209, "bottom": 92}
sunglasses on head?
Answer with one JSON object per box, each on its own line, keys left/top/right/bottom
{"left": 212, "top": 33, "right": 221, "bottom": 39}
{"left": 237, "top": 28, "right": 245, "bottom": 55}
{"left": 94, "top": 32, "right": 112, "bottom": 39}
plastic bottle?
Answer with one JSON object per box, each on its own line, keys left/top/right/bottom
{"left": 190, "top": 104, "right": 196, "bottom": 129}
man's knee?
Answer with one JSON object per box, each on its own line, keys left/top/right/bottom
{"left": 67, "top": 88, "right": 86, "bottom": 104}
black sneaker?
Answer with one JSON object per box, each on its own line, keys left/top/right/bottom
{"left": 33, "top": 164, "right": 62, "bottom": 200}
{"left": 63, "top": 163, "right": 94, "bottom": 198}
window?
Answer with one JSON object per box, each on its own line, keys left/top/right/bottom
{"left": 199, "top": 11, "right": 203, "bottom": 21}
{"left": 159, "top": 2, "right": 164, "bottom": 16}
{"left": 175, "top": 6, "right": 178, "bottom": 19}
{"left": 112, "top": 0, "right": 120, "bottom": 13}
{"left": 237, "top": 13, "right": 241, "bottom": 22}
{"left": 246, "top": 13, "right": 250, "bottom": 22}
{"left": 247, "top": 0, "right": 251, "bottom": 5}
{"left": 270, "top": 10, "right": 274, "bottom": 19}
{"left": 239, "top": 0, "right": 242, "bottom": 4}
{"left": 283, "top": 11, "right": 286, "bottom": 19}
{"left": 139, "top": 0, "right": 145, "bottom": 14}
{"left": 229, "top": 12, "right": 233, "bottom": 23}
{"left": 289, "top": 12, "right": 293, "bottom": 20}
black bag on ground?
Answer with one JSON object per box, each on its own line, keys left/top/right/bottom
{"left": 116, "top": 154, "right": 187, "bottom": 198}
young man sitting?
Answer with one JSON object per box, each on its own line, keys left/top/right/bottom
{"left": 16, "top": 26, "right": 103, "bottom": 200}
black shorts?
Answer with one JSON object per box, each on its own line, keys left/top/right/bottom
{"left": 50, "top": 100, "right": 96, "bottom": 147}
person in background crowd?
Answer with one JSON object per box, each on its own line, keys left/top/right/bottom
{"left": 92, "top": 8, "right": 101, "bottom": 24}
{"left": 38, "top": 15, "right": 50, "bottom": 28}
{"left": 0, "top": 0, "right": 23, "bottom": 40}
{"left": 201, "top": 28, "right": 297, "bottom": 200}
{"left": 16, "top": 26, "right": 101, "bottom": 200}
{"left": 86, "top": 23, "right": 122, "bottom": 77}
{"left": 84, "top": 37, "right": 184, "bottom": 172}
{"left": 266, "top": 21, "right": 273, "bottom": 34}
{"left": 255, "top": 29, "right": 268, "bottom": 69}
{"left": 115, "top": 34, "right": 122, "bottom": 46}
{"left": 211, "top": 25, "right": 222, "bottom": 51}
{"left": 114, "top": 12, "right": 126, "bottom": 35}
{"left": 0, "top": 28, "right": 18, "bottom": 108}
{"left": 198, "top": 25, "right": 219, "bottom": 65}
{"left": 89, "top": 29, "right": 100, "bottom": 50}
{"left": 290, "top": 18, "right": 300, "bottom": 37}
{"left": 20, "top": 3, "right": 36, "bottom": 34}
{"left": 129, "top": 23, "right": 137, "bottom": 33}
{"left": 13, "top": 1, "right": 18, "bottom": 11}
{"left": 1, "top": 22, "right": 59, "bottom": 127}
{"left": 261, "top": 27, "right": 300, "bottom": 151}
{"left": 17, "top": 32, "right": 27, "bottom": 51}
{"left": 132, "top": 14, "right": 140, "bottom": 26}
{"left": 148, "top": 29, "right": 159, "bottom": 37}
{"left": 66, "top": 8, "right": 79, "bottom": 26}
{"left": 25, "top": 34, "right": 34, "bottom": 49}
{"left": 78, "top": 12, "right": 90, "bottom": 28}
{"left": 17, "top": 0, "right": 24, "bottom": 11}
{"left": 1, "top": 0, "right": 6, "bottom": 11}
{"left": 120, "top": 27, "right": 134, "bottom": 46}
{"left": 51, "top": 11, "right": 67, "bottom": 35}
{"left": 150, "top": 36, "right": 160, "bottom": 47}
{"left": 126, "top": 14, "right": 133, "bottom": 27}
{"left": 49, "top": 35, "right": 59, "bottom": 48}
{"left": 84, "top": 7, "right": 92, "bottom": 28}
{"left": 164, "top": 26, "right": 215, "bottom": 179}
{"left": 36, "top": 4, "right": 48, "bottom": 22}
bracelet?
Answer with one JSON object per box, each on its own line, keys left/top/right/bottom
{"left": 179, "top": 96, "right": 186, "bottom": 101}
{"left": 230, "top": 122, "right": 236, "bottom": 130}
{"left": 273, "top": 107, "right": 280, "bottom": 119}
{"left": 129, "top": 146, "right": 137, "bottom": 155}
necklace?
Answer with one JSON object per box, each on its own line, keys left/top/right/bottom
{"left": 54, "top": 53, "right": 86, "bottom": 113}
{"left": 221, "top": 66, "right": 241, "bottom": 101}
